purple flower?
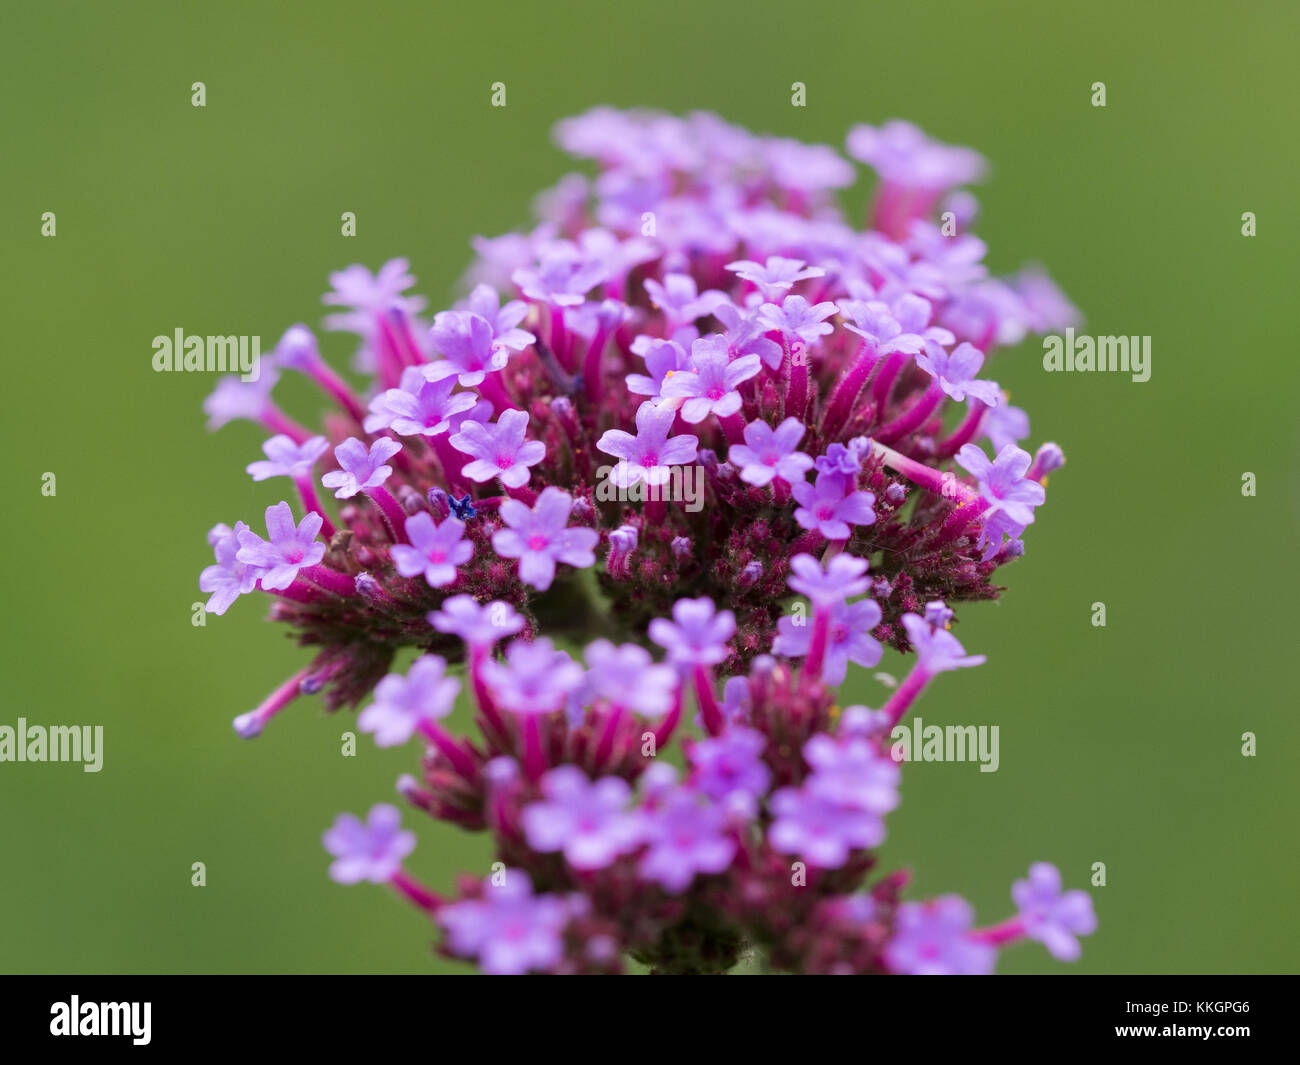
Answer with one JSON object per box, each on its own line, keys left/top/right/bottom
{"left": 626, "top": 338, "right": 691, "bottom": 400}
{"left": 727, "top": 417, "right": 814, "bottom": 487}
{"left": 199, "top": 522, "right": 259, "bottom": 615}
{"left": 714, "top": 300, "right": 783, "bottom": 370}
{"left": 483, "top": 637, "right": 585, "bottom": 716}
{"left": 322, "top": 258, "right": 426, "bottom": 336}
{"left": 792, "top": 470, "right": 877, "bottom": 541}
{"left": 463, "top": 283, "right": 536, "bottom": 352}
{"left": 923, "top": 600, "right": 954, "bottom": 629}
{"left": 322, "top": 803, "right": 415, "bottom": 884}
{"left": 916, "top": 341, "right": 1001, "bottom": 406}
{"left": 846, "top": 120, "right": 986, "bottom": 191}
{"left": 767, "top": 788, "right": 886, "bottom": 868}
{"left": 390, "top": 512, "right": 472, "bottom": 587}
{"left": 786, "top": 551, "right": 871, "bottom": 607}
{"left": 725, "top": 256, "right": 825, "bottom": 301}
{"left": 203, "top": 369, "right": 280, "bottom": 430}
{"left": 246, "top": 434, "right": 329, "bottom": 482}
{"left": 428, "top": 595, "right": 524, "bottom": 649}
{"left": 838, "top": 294, "right": 937, "bottom": 354}
{"left": 581, "top": 640, "right": 677, "bottom": 717}
{"left": 757, "top": 295, "right": 838, "bottom": 348}
{"left": 272, "top": 323, "right": 322, "bottom": 371}
{"left": 955, "top": 443, "right": 1046, "bottom": 530}
{"left": 644, "top": 273, "right": 727, "bottom": 326}
{"left": 773, "top": 598, "right": 883, "bottom": 684}
{"left": 450, "top": 409, "right": 546, "bottom": 489}
{"left": 427, "top": 310, "right": 510, "bottom": 387}
{"left": 491, "top": 487, "right": 598, "bottom": 591}
{"left": 885, "top": 897, "right": 997, "bottom": 975}
{"left": 661, "top": 337, "right": 761, "bottom": 424}
{"left": 513, "top": 249, "right": 607, "bottom": 308}
{"left": 321, "top": 437, "right": 402, "bottom": 499}
{"left": 521, "top": 766, "right": 645, "bottom": 870}
{"left": 438, "top": 871, "right": 573, "bottom": 975}
{"left": 358, "top": 655, "right": 460, "bottom": 746}
{"left": 901, "top": 613, "right": 987, "bottom": 674}
{"left": 1012, "top": 862, "right": 1098, "bottom": 961}
{"left": 649, "top": 597, "right": 735, "bottom": 667}
{"left": 364, "top": 367, "right": 477, "bottom": 437}
{"left": 802, "top": 734, "right": 901, "bottom": 815}
{"left": 687, "top": 727, "right": 771, "bottom": 804}
{"left": 637, "top": 790, "right": 736, "bottom": 893}
{"left": 235, "top": 502, "right": 325, "bottom": 591}
{"left": 597, "top": 402, "right": 699, "bottom": 488}
{"left": 982, "top": 396, "right": 1030, "bottom": 454}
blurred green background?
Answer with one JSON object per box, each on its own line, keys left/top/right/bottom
{"left": 2, "top": 0, "right": 1296, "bottom": 974}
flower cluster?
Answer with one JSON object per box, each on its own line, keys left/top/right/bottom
{"left": 201, "top": 109, "right": 1093, "bottom": 973}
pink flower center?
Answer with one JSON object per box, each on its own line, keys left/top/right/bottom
{"left": 496, "top": 454, "right": 515, "bottom": 469}
{"left": 527, "top": 534, "right": 549, "bottom": 551}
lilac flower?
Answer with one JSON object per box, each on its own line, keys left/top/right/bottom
{"left": 203, "top": 369, "right": 280, "bottom": 430}
{"left": 272, "top": 323, "right": 322, "bottom": 371}
{"left": 714, "top": 300, "right": 783, "bottom": 369}
{"left": 792, "top": 470, "right": 877, "bottom": 541}
{"left": 955, "top": 443, "right": 1046, "bottom": 529}
{"left": 491, "top": 487, "right": 598, "bottom": 591}
{"left": 688, "top": 727, "right": 771, "bottom": 804}
{"left": 644, "top": 273, "right": 727, "bottom": 325}
{"left": 428, "top": 595, "right": 524, "bottom": 650}
{"left": 321, "top": 437, "right": 402, "bottom": 499}
{"left": 638, "top": 790, "right": 736, "bottom": 892}
{"left": 364, "top": 367, "right": 477, "bottom": 437}
{"left": 390, "top": 513, "right": 472, "bottom": 587}
{"left": 884, "top": 897, "right": 997, "bottom": 975}
{"left": 802, "top": 734, "right": 901, "bottom": 815}
{"left": 483, "top": 638, "right": 585, "bottom": 716}
{"left": 773, "top": 598, "right": 883, "bottom": 684}
{"left": 513, "top": 249, "right": 607, "bottom": 307}
{"left": 322, "top": 804, "right": 416, "bottom": 884}
{"left": 582, "top": 640, "right": 677, "bottom": 717}
{"left": 438, "top": 871, "right": 573, "bottom": 975}
{"left": 464, "top": 283, "right": 536, "bottom": 352}
{"left": 1011, "top": 862, "right": 1098, "bottom": 961}
{"left": 727, "top": 418, "right": 815, "bottom": 487}
{"left": 768, "top": 789, "right": 886, "bottom": 868}
{"left": 786, "top": 552, "right": 871, "bottom": 607}
{"left": 815, "top": 441, "right": 865, "bottom": 477}
{"left": 725, "top": 256, "right": 825, "bottom": 301}
{"left": 661, "top": 338, "right": 761, "bottom": 423}
{"left": 427, "top": 311, "right": 510, "bottom": 387}
{"left": 246, "top": 434, "right": 330, "bottom": 482}
{"left": 649, "top": 597, "right": 735, "bottom": 667}
{"left": 450, "top": 409, "right": 546, "bottom": 488}
{"left": 900, "top": 613, "right": 987, "bottom": 673}
{"left": 235, "top": 502, "right": 325, "bottom": 590}
{"left": 1014, "top": 267, "right": 1082, "bottom": 333}
{"left": 923, "top": 600, "right": 954, "bottom": 629}
{"left": 982, "top": 396, "right": 1030, "bottom": 454}
{"left": 199, "top": 522, "right": 259, "bottom": 615}
{"left": 625, "top": 339, "right": 691, "bottom": 400}
{"left": 358, "top": 655, "right": 460, "bottom": 747}
{"left": 322, "top": 258, "right": 426, "bottom": 336}
{"left": 521, "top": 766, "right": 645, "bottom": 870}
{"left": 758, "top": 295, "right": 838, "bottom": 348}
{"left": 838, "top": 294, "right": 937, "bottom": 354}
{"left": 846, "top": 120, "right": 986, "bottom": 191}
{"left": 597, "top": 402, "right": 699, "bottom": 488}
{"left": 916, "top": 341, "right": 1001, "bottom": 406}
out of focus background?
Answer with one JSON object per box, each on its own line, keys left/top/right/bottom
{"left": 2, "top": 0, "right": 1296, "bottom": 974}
